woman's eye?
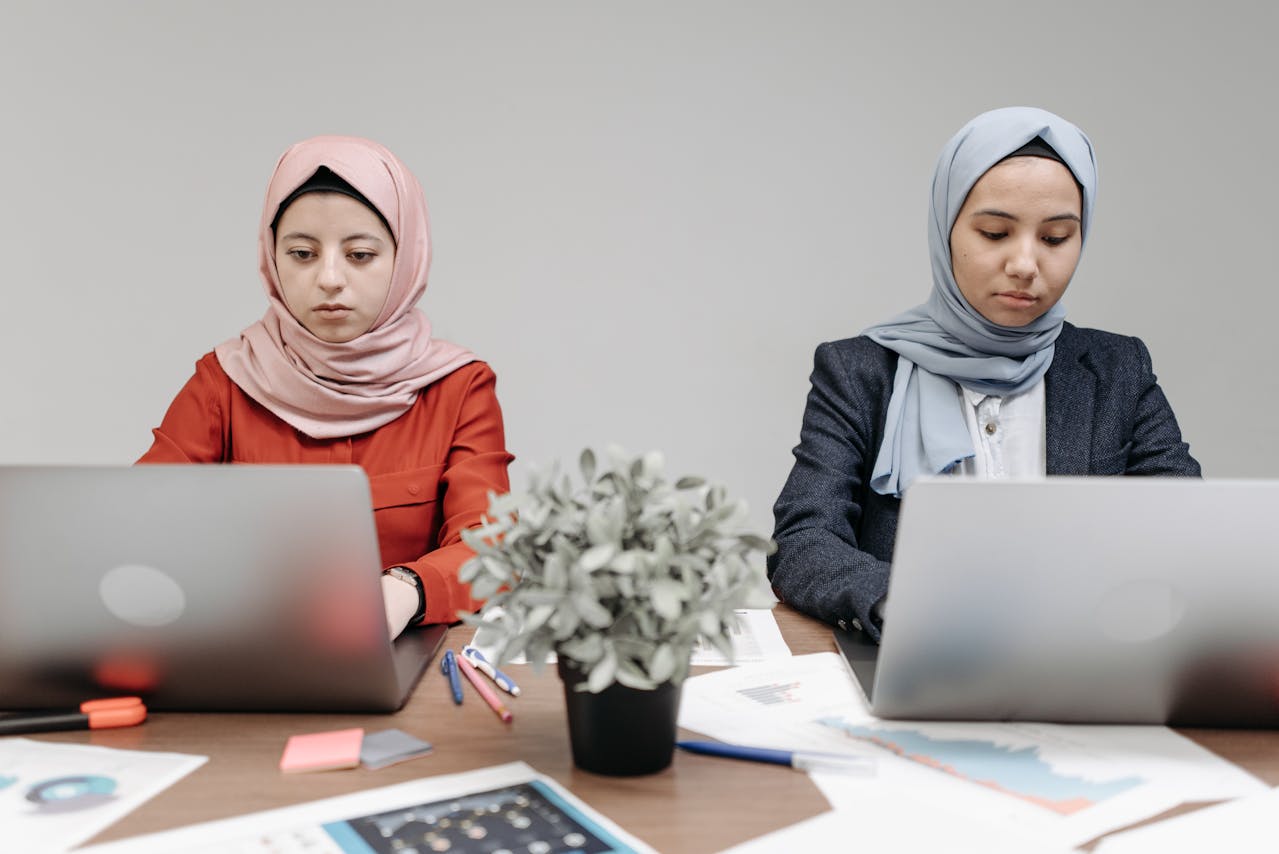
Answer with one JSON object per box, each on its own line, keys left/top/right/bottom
{"left": 1042, "top": 235, "right": 1070, "bottom": 246}
{"left": 287, "top": 248, "right": 315, "bottom": 260}
{"left": 978, "top": 230, "right": 1007, "bottom": 241}
{"left": 348, "top": 251, "right": 375, "bottom": 262}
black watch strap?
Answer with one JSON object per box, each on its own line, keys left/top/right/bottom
{"left": 384, "top": 566, "right": 426, "bottom": 625}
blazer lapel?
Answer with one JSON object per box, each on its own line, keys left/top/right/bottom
{"left": 1045, "top": 328, "right": 1097, "bottom": 475}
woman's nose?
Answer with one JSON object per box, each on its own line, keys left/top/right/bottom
{"left": 1005, "top": 240, "right": 1039, "bottom": 281}
{"left": 317, "top": 253, "right": 345, "bottom": 289}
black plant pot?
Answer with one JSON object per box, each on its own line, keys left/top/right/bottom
{"left": 558, "top": 661, "right": 682, "bottom": 776}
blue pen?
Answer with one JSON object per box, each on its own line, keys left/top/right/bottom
{"left": 462, "top": 645, "right": 521, "bottom": 697}
{"left": 441, "top": 650, "right": 464, "bottom": 705}
{"left": 676, "top": 740, "right": 875, "bottom": 776}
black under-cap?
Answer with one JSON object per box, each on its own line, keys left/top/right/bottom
{"left": 270, "top": 166, "right": 394, "bottom": 240}
{"left": 1003, "top": 136, "right": 1066, "bottom": 166}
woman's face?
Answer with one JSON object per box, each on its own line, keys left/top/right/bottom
{"left": 949, "top": 157, "right": 1083, "bottom": 327}
{"left": 274, "top": 192, "right": 396, "bottom": 343}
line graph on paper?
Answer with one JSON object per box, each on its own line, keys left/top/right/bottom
{"left": 817, "top": 718, "right": 1144, "bottom": 815}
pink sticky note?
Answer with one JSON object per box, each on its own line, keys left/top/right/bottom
{"left": 279, "top": 727, "right": 365, "bottom": 773}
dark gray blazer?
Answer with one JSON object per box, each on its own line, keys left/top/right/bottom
{"left": 767, "top": 322, "right": 1200, "bottom": 641}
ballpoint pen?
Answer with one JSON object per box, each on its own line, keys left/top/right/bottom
{"left": 456, "top": 655, "right": 514, "bottom": 723}
{"left": 676, "top": 740, "right": 875, "bottom": 776}
{"left": 461, "top": 645, "right": 521, "bottom": 696}
{"left": 0, "top": 697, "right": 147, "bottom": 736}
{"left": 441, "top": 650, "right": 464, "bottom": 705}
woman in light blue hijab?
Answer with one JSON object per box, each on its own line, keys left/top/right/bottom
{"left": 768, "top": 107, "right": 1199, "bottom": 639}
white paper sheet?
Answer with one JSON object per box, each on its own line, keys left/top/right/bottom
{"left": 689, "top": 608, "right": 791, "bottom": 665}
{"left": 1093, "top": 787, "right": 1279, "bottom": 854}
{"left": 717, "top": 800, "right": 1077, "bottom": 854}
{"left": 79, "top": 761, "right": 656, "bottom": 854}
{"left": 0, "top": 737, "right": 206, "bottom": 854}
{"left": 679, "top": 653, "right": 1266, "bottom": 850}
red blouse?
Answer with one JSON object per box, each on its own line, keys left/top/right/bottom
{"left": 138, "top": 353, "right": 513, "bottom": 625}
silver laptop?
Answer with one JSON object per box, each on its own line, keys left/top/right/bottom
{"left": 0, "top": 465, "right": 446, "bottom": 712}
{"left": 835, "top": 477, "right": 1279, "bottom": 727}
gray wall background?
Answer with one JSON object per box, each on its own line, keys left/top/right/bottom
{"left": 3, "top": 1, "right": 1276, "bottom": 538}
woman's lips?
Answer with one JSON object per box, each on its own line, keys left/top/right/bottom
{"left": 315, "top": 304, "right": 353, "bottom": 317}
{"left": 994, "top": 291, "right": 1037, "bottom": 307}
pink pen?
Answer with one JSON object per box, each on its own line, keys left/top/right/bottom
{"left": 457, "top": 655, "right": 514, "bottom": 723}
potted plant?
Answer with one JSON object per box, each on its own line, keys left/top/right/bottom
{"left": 459, "top": 447, "right": 775, "bottom": 776}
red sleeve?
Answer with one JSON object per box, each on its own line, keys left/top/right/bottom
{"left": 401, "top": 364, "right": 513, "bottom": 625}
{"left": 137, "top": 354, "right": 231, "bottom": 464}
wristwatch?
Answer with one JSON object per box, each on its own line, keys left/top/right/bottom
{"left": 383, "top": 566, "right": 426, "bottom": 626}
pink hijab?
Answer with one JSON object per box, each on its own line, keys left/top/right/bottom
{"left": 215, "top": 136, "right": 476, "bottom": 439}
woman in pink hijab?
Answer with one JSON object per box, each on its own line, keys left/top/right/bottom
{"left": 140, "top": 136, "right": 513, "bottom": 639}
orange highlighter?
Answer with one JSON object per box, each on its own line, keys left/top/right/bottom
{"left": 0, "top": 697, "right": 147, "bottom": 735}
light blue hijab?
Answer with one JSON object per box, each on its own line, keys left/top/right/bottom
{"left": 864, "top": 107, "right": 1098, "bottom": 497}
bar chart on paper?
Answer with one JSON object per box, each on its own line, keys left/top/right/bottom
{"left": 736, "top": 682, "right": 803, "bottom": 706}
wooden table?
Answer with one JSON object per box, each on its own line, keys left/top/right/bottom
{"left": 41, "top": 606, "right": 1279, "bottom": 852}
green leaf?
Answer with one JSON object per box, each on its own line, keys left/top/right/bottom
{"left": 524, "top": 635, "right": 555, "bottom": 672}
{"left": 580, "top": 448, "right": 597, "bottom": 483}
{"left": 738, "top": 534, "right": 775, "bottom": 553}
{"left": 615, "top": 660, "right": 658, "bottom": 690}
{"left": 558, "top": 634, "right": 604, "bottom": 664}
{"left": 641, "top": 450, "right": 664, "bottom": 479}
{"left": 574, "top": 592, "right": 614, "bottom": 628}
{"left": 740, "top": 585, "right": 777, "bottom": 609}
{"left": 579, "top": 543, "right": 617, "bottom": 572}
{"left": 648, "top": 643, "right": 677, "bottom": 683}
{"left": 468, "top": 574, "right": 501, "bottom": 600}
{"left": 608, "top": 550, "right": 641, "bottom": 574}
{"left": 524, "top": 604, "right": 556, "bottom": 632}
{"left": 650, "top": 579, "right": 685, "bottom": 621}
{"left": 632, "top": 609, "right": 657, "bottom": 638}
{"left": 458, "top": 556, "right": 481, "bottom": 583}
{"left": 586, "top": 502, "right": 623, "bottom": 546}
{"left": 587, "top": 645, "right": 618, "bottom": 693}
{"left": 481, "top": 556, "right": 511, "bottom": 580}
{"left": 549, "top": 605, "right": 580, "bottom": 640}
{"left": 652, "top": 535, "right": 675, "bottom": 566}
{"left": 517, "top": 590, "right": 568, "bottom": 607}
{"left": 471, "top": 619, "right": 504, "bottom": 650}
{"left": 709, "top": 631, "right": 735, "bottom": 662}
{"left": 543, "top": 553, "right": 568, "bottom": 589}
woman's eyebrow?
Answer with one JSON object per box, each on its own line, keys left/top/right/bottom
{"left": 342, "top": 233, "right": 388, "bottom": 244}
{"left": 277, "top": 231, "right": 388, "bottom": 244}
{"left": 970, "top": 208, "right": 1016, "bottom": 221}
{"left": 969, "top": 210, "right": 1081, "bottom": 224}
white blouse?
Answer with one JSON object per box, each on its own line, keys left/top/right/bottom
{"left": 954, "top": 379, "right": 1047, "bottom": 479}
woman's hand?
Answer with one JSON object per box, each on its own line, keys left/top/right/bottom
{"left": 380, "top": 573, "right": 420, "bottom": 640}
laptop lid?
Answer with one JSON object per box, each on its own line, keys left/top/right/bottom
{"left": 843, "top": 478, "right": 1279, "bottom": 727}
{"left": 0, "top": 464, "right": 445, "bottom": 712}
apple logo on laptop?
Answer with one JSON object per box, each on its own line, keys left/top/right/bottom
{"left": 99, "top": 564, "right": 186, "bottom": 627}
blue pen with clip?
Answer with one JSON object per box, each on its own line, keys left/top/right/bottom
{"left": 462, "top": 645, "right": 521, "bottom": 697}
{"left": 441, "top": 650, "right": 464, "bottom": 705}
{"left": 676, "top": 740, "right": 875, "bottom": 776}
